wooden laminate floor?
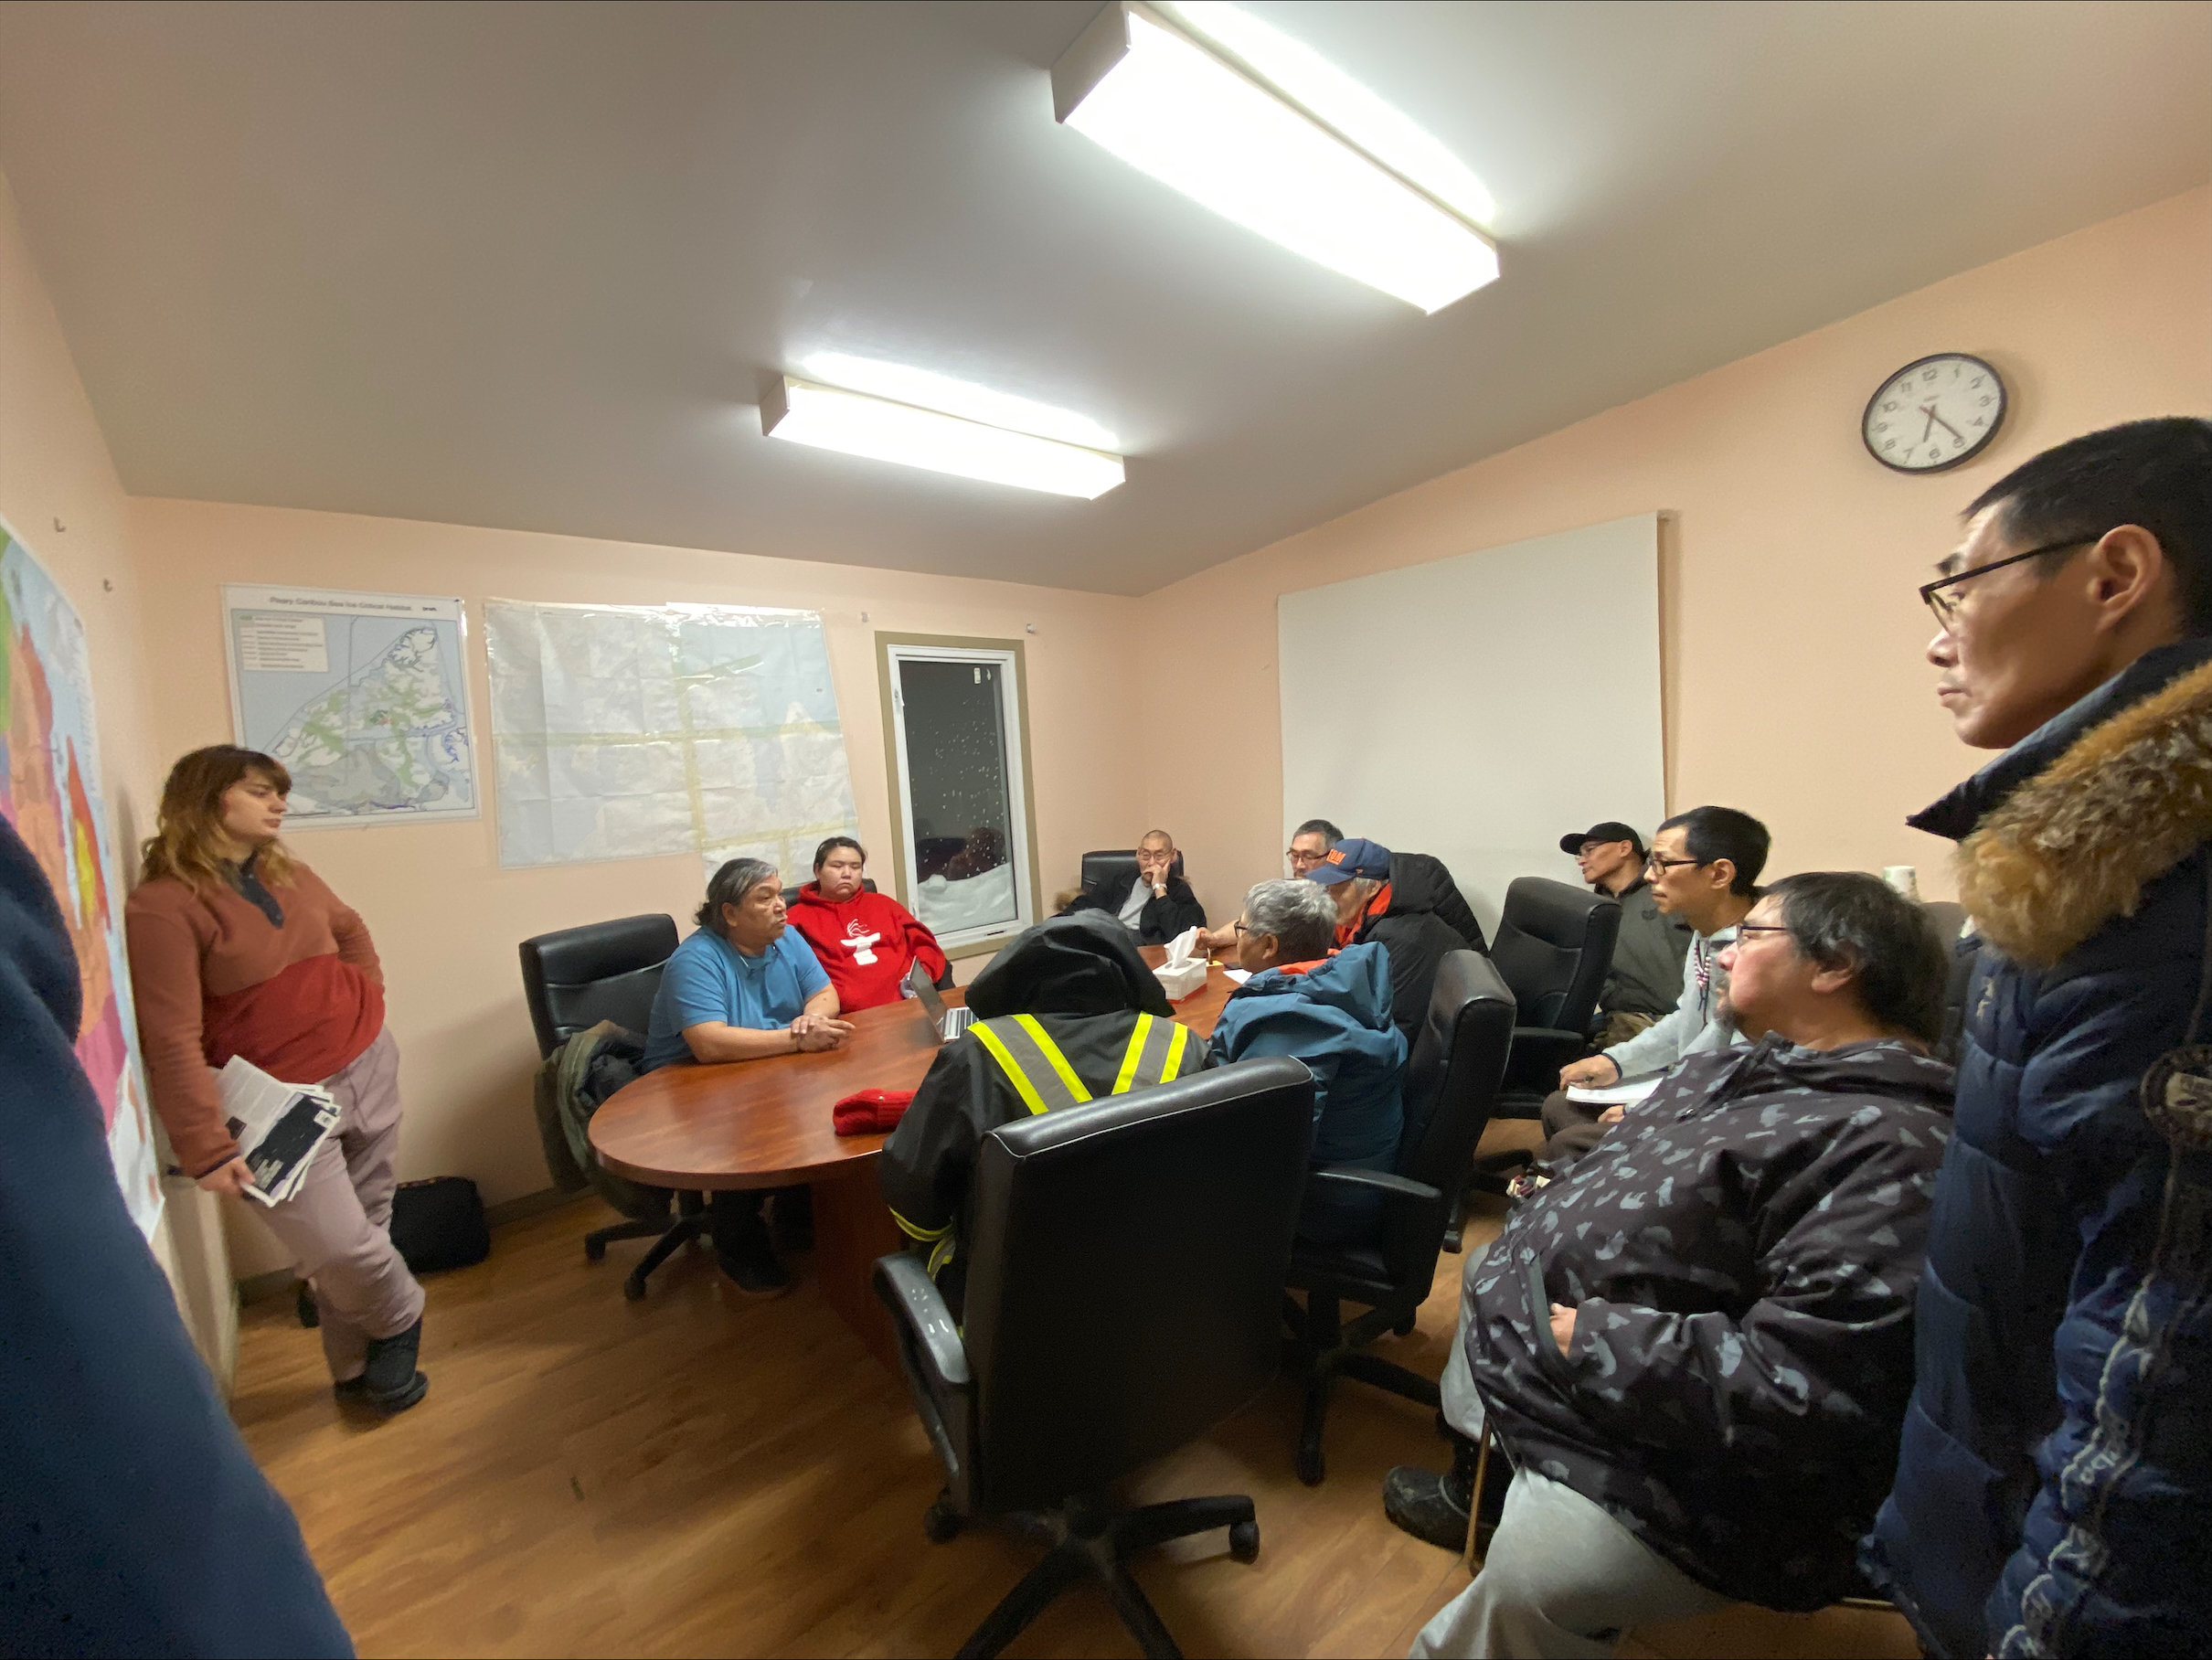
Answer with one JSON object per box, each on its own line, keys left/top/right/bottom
{"left": 233, "top": 1122, "right": 1917, "bottom": 1659}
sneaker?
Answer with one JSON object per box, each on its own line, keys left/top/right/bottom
{"left": 718, "top": 1244, "right": 793, "bottom": 1298}
{"left": 1384, "top": 1464, "right": 1471, "bottom": 1550}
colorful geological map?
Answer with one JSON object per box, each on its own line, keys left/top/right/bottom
{"left": 1, "top": 525, "right": 162, "bottom": 1237}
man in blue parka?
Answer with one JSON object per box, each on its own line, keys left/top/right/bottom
{"left": 1865, "top": 417, "right": 2212, "bottom": 1658}
{"left": 1207, "top": 878, "right": 1407, "bottom": 1241}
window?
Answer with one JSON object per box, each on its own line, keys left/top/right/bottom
{"left": 877, "top": 635, "right": 1040, "bottom": 952}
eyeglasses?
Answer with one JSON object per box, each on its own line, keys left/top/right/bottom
{"left": 1231, "top": 920, "right": 1250, "bottom": 937}
{"left": 1644, "top": 852, "right": 1703, "bottom": 873}
{"left": 1287, "top": 848, "right": 1324, "bottom": 867}
{"left": 1730, "top": 923, "right": 1792, "bottom": 945}
{"left": 1919, "top": 537, "right": 2098, "bottom": 629}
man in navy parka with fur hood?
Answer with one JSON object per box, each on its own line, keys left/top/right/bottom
{"left": 1207, "top": 879, "right": 1407, "bottom": 1241}
{"left": 1865, "top": 419, "right": 2212, "bottom": 1659}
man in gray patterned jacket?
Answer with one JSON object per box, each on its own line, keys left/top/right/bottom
{"left": 1394, "top": 872, "right": 1953, "bottom": 1658}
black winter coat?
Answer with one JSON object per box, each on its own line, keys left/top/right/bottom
{"left": 1467, "top": 1037, "right": 1953, "bottom": 1611}
{"left": 1867, "top": 637, "right": 2212, "bottom": 1660}
{"left": 1065, "top": 868, "right": 1207, "bottom": 944}
{"left": 1356, "top": 854, "right": 1478, "bottom": 1047}
{"left": 1391, "top": 851, "right": 1487, "bottom": 953}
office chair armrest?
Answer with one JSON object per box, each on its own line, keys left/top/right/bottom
{"left": 1505, "top": 1026, "right": 1590, "bottom": 1092}
{"left": 1306, "top": 1164, "right": 1442, "bottom": 1205}
{"left": 874, "top": 1252, "right": 971, "bottom": 1391}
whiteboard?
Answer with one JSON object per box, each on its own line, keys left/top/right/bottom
{"left": 1277, "top": 513, "right": 1664, "bottom": 939}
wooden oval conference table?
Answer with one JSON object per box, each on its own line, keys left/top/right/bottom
{"left": 590, "top": 946, "right": 1238, "bottom": 1369}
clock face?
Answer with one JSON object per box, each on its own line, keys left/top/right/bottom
{"left": 1862, "top": 353, "right": 2006, "bottom": 473}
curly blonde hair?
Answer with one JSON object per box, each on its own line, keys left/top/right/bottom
{"left": 140, "top": 745, "right": 299, "bottom": 897}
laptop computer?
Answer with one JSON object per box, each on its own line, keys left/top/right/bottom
{"left": 908, "top": 960, "right": 974, "bottom": 1043}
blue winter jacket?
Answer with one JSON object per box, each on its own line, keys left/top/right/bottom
{"left": 1207, "top": 942, "right": 1407, "bottom": 1241}
{"left": 0, "top": 818, "right": 351, "bottom": 1656}
{"left": 1865, "top": 636, "right": 2212, "bottom": 1658}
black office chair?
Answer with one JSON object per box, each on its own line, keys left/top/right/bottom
{"left": 875, "top": 1057, "right": 1317, "bottom": 1660}
{"left": 1079, "top": 847, "right": 1186, "bottom": 898}
{"left": 1487, "top": 878, "right": 1622, "bottom": 1114}
{"left": 1281, "top": 950, "right": 1516, "bottom": 1485}
{"left": 517, "top": 914, "right": 703, "bottom": 1294}
{"left": 1922, "top": 899, "right": 1974, "bottom": 1063}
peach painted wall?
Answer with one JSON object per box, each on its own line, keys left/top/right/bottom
{"left": 1, "top": 166, "right": 244, "bottom": 1372}
{"left": 128, "top": 497, "right": 1147, "bottom": 1259}
{"left": 1143, "top": 187, "right": 2212, "bottom": 924}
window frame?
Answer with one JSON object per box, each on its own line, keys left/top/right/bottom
{"left": 874, "top": 633, "right": 1043, "bottom": 958}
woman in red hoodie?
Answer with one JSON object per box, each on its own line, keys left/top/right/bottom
{"left": 784, "top": 836, "right": 949, "bottom": 1011}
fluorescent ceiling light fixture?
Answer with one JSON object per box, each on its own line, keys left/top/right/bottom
{"left": 799, "top": 352, "right": 1122, "bottom": 452}
{"left": 1162, "top": 2, "right": 1496, "bottom": 226}
{"left": 1052, "top": 2, "right": 1498, "bottom": 314}
{"left": 760, "top": 377, "right": 1125, "bottom": 499}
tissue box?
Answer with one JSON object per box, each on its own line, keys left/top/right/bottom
{"left": 1154, "top": 958, "right": 1209, "bottom": 1001}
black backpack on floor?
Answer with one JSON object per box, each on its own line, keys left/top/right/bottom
{"left": 390, "top": 1176, "right": 491, "bottom": 1274}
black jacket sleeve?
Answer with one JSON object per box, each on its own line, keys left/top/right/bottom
{"left": 1139, "top": 878, "right": 1207, "bottom": 944}
{"left": 0, "top": 821, "right": 353, "bottom": 1658}
{"left": 877, "top": 1040, "right": 1002, "bottom": 1242}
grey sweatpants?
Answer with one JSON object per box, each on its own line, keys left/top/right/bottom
{"left": 252, "top": 1028, "right": 425, "bottom": 1382}
{"left": 1423, "top": 1244, "right": 1732, "bottom": 1658}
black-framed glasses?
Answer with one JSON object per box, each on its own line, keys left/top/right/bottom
{"left": 1231, "top": 920, "right": 1250, "bottom": 937}
{"left": 1920, "top": 537, "right": 2098, "bottom": 629}
{"left": 1644, "top": 852, "right": 1703, "bottom": 873}
{"left": 1731, "top": 923, "right": 1792, "bottom": 945}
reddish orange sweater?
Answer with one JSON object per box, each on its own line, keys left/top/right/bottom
{"left": 124, "top": 860, "right": 384, "bottom": 1176}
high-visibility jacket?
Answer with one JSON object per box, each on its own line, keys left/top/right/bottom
{"left": 877, "top": 1008, "right": 1207, "bottom": 1299}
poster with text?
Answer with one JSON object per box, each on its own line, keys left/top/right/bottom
{"left": 1, "top": 521, "right": 163, "bottom": 1237}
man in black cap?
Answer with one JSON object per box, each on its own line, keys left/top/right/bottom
{"left": 877, "top": 911, "right": 1210, "bottom": 1313}
{"left": 1559, "top": 821, "right": 1692, "bottom": 1047}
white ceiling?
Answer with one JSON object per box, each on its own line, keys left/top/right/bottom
{"left": 0, "top": 1, "right": 2206, "bottom": 595}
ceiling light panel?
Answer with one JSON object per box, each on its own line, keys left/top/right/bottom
{"left": 1053, "top": 2, "right": 1498, "bottom": 314}
{"left": 760, "top": 378, "right": 1126, "bottom": 499}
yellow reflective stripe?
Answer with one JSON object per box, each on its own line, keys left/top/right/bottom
{"left": 1162, "top": 1020, "right": 1190, "bottom": 1079}
{"left": 926, "top": 1235, "right": 956, "bottom": 1278}
{"left": 1016, "top": 1014, "right": 1092, "bottom": 1106}
{"left": 1113, "top": 1013, "right": 1155, "bottom": 1095}
{"left": 889, "top": 1206, "right": 951, "bottom": 1242}
{"left": 971, "top": 1021, "right": 1052, "bottom": 1116}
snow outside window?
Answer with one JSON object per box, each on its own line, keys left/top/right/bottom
{"left": 883, "top": 642, "right": 1035, "bottom": 952}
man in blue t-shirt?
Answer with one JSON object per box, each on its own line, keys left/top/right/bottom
{"left": 644, "top": 857, "right": 852, "bottom": 1293}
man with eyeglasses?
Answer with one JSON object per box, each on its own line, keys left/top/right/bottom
{"left": 1865, "top": 417, "right": 2212, "bottom": 1660}
{"left": 1536, "top": 807, "right": 1770, "bottom": 1167}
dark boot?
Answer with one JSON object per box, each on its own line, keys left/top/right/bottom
{"left": 709, "top": 1192, "right": 792, "bottom": 1297}
{"left": 336, "top": 1317, "right": 429, "bottom": 1414}
{"left": 1383, "top": 1429, "right": 1499, "bottom": 1551}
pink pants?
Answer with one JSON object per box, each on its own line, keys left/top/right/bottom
{"left": 253, "top": 1027, "right": 425, "bottom": 1382}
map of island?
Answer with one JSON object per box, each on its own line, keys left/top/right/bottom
{"left": 226, "top": 586, "right": 478, "bottom": 825}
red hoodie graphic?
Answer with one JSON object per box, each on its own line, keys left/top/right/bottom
{"left": 784, "top": 882, "right": 951, "bottom": 1012}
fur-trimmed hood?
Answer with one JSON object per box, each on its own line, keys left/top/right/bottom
{"left": 1929, "top": 643, "right": 2212, "bottom": 968}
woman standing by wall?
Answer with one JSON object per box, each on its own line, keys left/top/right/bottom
{"left": 124, "top": 746, "right": 428, "bottom": 1414}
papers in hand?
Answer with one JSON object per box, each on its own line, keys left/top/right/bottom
{"left": 1154, "top": 925, "right": 1210, "bottom": 1000}
{"left": 1564, "top": 1074, "right": 1664, "bottom": 1108}
{"left": 218, "top": 1056, "right": 340, "bottom": 1207}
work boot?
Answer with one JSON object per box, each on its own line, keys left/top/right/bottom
{"left": 718, "top": 1239, "right": 793, "bottom": 1297}
{"left": 336, "top": 1317, "right": 429, "bottom": 1414}
{"left": 1383, "top": 1428, "right": 1502, "bottom": 1551}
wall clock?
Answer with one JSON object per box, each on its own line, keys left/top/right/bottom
{"left": 1862, "top": 353, "right": 2006, "bottom": 473}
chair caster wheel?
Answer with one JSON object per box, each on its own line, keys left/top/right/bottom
{"left": 1442, "top": 1226, "right": 1463, "bottom": 1253}
{"left": 622, "top": 1277, "right": 647, "bottom": 1301}
{"left": 585, "top": 1238, "right": 608, "bottom": 1262}
{"left": 1295, "top": 1446, "right": 1324, "bottom": 1487}
{"left": 1228, "top": 1519, "right": 1260, "bottom": 1563}
{"left": 1392, "top": 1313, "right": 1417, "bottom": 1337}
{"left": 923, "top": 1495, "right": 963, "bottom": 1544}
